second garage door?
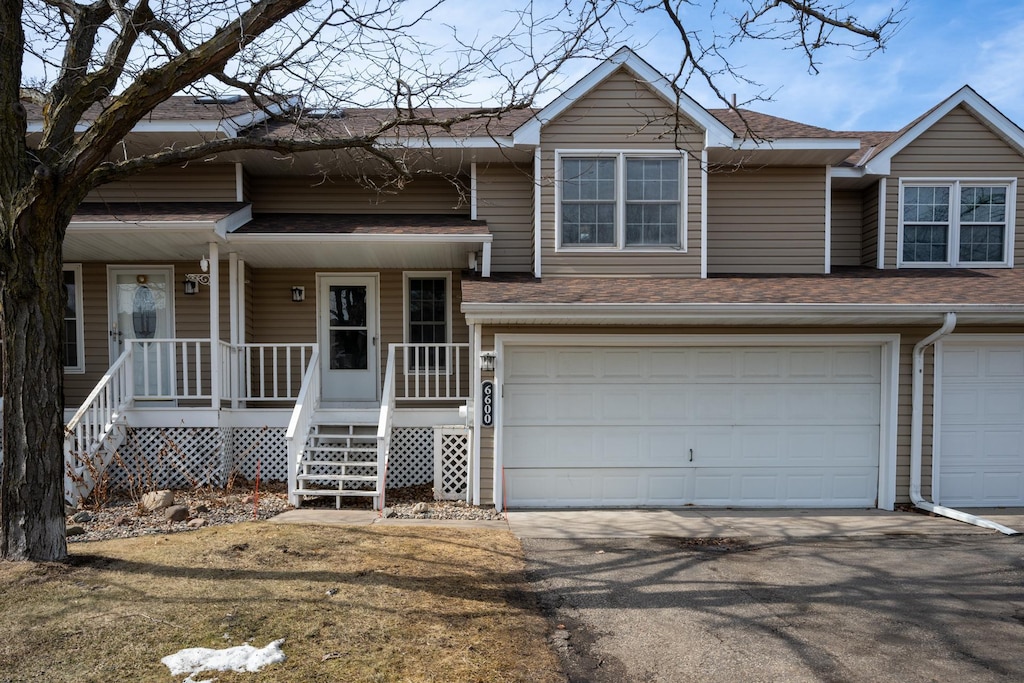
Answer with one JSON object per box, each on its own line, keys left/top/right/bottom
{"left": 501, "top": 344, "right": 882, "bottom": 508}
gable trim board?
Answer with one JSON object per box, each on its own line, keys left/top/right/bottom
{"left": 491, "top": 333, "right": 899, "bottom": 510}
{"left": 933, "top": 334, "right": 1024, "bottom": 507}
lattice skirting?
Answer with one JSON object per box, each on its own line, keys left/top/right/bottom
{"left": 386, "top": 427, "right": 434, "bottom": 489}
{"left": 104, "top": 426, "right": 289, "bottom": 492}
{"left": 434, "top": 427, "right": 470, "bottom": 500}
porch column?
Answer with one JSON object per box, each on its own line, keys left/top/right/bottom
{"left": 209, "top": 241, "right": 221, "bottom": 410}
{"left": 228, "top": 252, "right": 239, "bottom": 409}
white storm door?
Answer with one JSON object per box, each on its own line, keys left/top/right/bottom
{"left": 319, "top": 276, "right": 379, "bottom": 402}
{"left": 109, "top": 268, "right": 174, "bottom": 399}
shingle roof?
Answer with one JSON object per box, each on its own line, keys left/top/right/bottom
{"left": 71, "top": 202, "right": 248, "bottom": 222}
{"left": 462, "top": 269, "right": 1024, "bottom": 306}
{"left": 256, "top": 107, "right": 536, "bottom": 139}
{"left": 23, "top": 96, "right": 273, "bottom": 122}
{"left": 234, "top": 213, "right": 488, "bottom": 235}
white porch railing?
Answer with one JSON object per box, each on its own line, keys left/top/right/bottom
{"left": 127, "top": 338, "right": 213, "bottom": 400}
{"left": 285, "top": 347, "right": 321, "bottom": 506}
{"left": 392, "top": 343, "right": 470, "bottom": 401}
{"left": 64, "top": 347, "right": 132, "bottom": 502}
{"left": 223, "top": 343, "right": 316, "bottom": 405}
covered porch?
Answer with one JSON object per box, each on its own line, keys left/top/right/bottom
{"left": 61, "top": 205, "right": 489, "bottom": 509}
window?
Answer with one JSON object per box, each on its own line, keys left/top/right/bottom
{"left": 559, "top": 153, "right": 685, "bottom": 250}
{"left": 64, "top": 265, "right": 85, "bottom": 373}
{"left": 405, "top": 274, "right": 451, "bottom": 371}
{"left": 900, "top": 180, "right": 1015, "bottom": 267}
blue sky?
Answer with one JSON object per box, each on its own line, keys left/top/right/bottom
{"left": 424, "top": 0, "right": 1024, "bottom": 133}
{"left": 588, "top": 0, "right": 1024, "bottom": 132}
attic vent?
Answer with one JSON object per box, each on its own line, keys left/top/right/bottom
{"left": 194, "top": 94, "right": 242, "bottom": 105}
{"left": 304, "top": 107, "right": 345, "bottom": 119}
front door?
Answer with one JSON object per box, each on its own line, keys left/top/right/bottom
{"left": 318, "top": 275, "right": 379, "bottom": 403}
{"left": 109, "top": 268, "right": 174, "bottom": 399}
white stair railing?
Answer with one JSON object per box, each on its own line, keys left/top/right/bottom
{"left": 64, "top": 347, "right": 133, "bottom": 504}
{"left": 285, "top": 346, "right": 321, "bottom": 506}
{"left": 376, "top": 345, "right": 399, "bottom": 511}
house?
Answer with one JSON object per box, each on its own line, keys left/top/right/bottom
{"left": 42, "top": 47, "right": 1024, "bottom": 519}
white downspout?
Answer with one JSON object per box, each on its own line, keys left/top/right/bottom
{"left": 911, "top": 312, "right": 1020, "bottom": 535}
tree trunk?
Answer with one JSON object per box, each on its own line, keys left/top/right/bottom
{"left": 0, "top": 199, "right": 69, "bottom": 562}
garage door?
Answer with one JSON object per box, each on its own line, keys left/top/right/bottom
{"left": 938, "top": 341, "right": 1024, "bottom": 507}
{"left": 501, "top": 345, "right": 882, "bottom": 508}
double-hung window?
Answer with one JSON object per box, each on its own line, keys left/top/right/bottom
{"left": 559, "top": 153, "right": 685, "bottom": 250}
{"left": 405, "top": 273, "right": 451, "bottom": 372}
{"left": 63, "top": 265, "right": 85, "bottom": 373}
{"left": 900, "top": 180, "right": 1015, "bottom": 267}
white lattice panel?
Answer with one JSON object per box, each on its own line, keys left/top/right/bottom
{"left": 434, "top": 427, "right": 470, "bottom": 500}
{"left": 386, "top": 427, "right": 433, "bottom": 488}
{"left": 107, "top": 427, "right": 226, "bottom": 491}
{"left": 232, "top": 427, "right": 288, "bottom": 482}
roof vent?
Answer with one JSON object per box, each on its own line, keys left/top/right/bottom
{"left": 304, "top": 107, "right": 345, "bottom": 119}
{"left": 194, "top": 94, "right": 243, "bottom": 105}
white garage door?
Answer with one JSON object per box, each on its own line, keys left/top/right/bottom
{"left": 501, "top": 344, "right": 882, "bottom": 508}
{"left": 938, "top": 341, "right": 1024, "bottom": 507}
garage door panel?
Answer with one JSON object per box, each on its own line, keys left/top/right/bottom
{"left": 939, "top": 341, "right": 1024, "bottom": 507}
{"left": 502, "top": 344, "right": 882, "bottom": 508}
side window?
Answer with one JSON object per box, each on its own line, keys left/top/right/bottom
{"left": 406, "top": 274, "right": 450, "bottom": 371}
{"left": 64, "top": 265, "right": 85, "bottom": 373}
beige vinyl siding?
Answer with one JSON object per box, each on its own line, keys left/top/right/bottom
{"left": 475, "top": 164, "right": 533, "bottom": 272}
{"left": 707, "top": 167, "right": 826, "bottom": 274}
{"left": 884, "top": 105, "right": 1024, "bottom": 268}
{"left": 84, "top": 165, "right": 238, "bottom": 203}
{"left": 250, "top": 268, "right": 470, "bottom": 397}
{"left": 861, "top": 183, "right": 879, "bottom": 267}
{"left": 249, "top": 176, "right": 470, "bottom": 214}
{"left": 831, "top": 190, "right": 862, "bottom": 266}
{"left": 539, "top": 67, "right": 704, "bottom": 276}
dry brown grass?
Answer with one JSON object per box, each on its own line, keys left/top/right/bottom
{"left": 0, "top": 523, "right": 563, "bottom": 682}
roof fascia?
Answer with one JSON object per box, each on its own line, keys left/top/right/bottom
{"left": 513, "top": 47, "right": 734, "bottom": 148}
{"left": 226, "top": 233, "right": 492, "bottom": 243}
{"left": 863, "top": 86, "right": 1024, "bottom": 175}
{"left": 462, "top": 301, "right": 1024, "bottom": 325}
{"left": 734, "top": 138, "right": 860, "bottom": 152}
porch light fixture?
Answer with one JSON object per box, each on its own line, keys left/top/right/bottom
{"left": 480, "top": 350, "right": 496, "bottom": 372}
{"left": 184, "top": 255, "right": 212, "bottom": 295}
{"left": 183, "top": 278, "right": 199, "bottom": 296}
{"left": 291, "top": 286, "right": 305, "bottom": 302}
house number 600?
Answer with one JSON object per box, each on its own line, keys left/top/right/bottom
{"left": 481, "top": 380, "right": 494, "bottom": 428}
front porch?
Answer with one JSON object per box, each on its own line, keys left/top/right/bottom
{"left": 63, "top": 340, "right": 474, "bottom": 510}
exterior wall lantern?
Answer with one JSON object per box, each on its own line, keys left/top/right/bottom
{"left": 480, "top": 350, "right": 496, "bottom": 372}
{"left": 291, "top": 286, "right": 305, "bottom": 302}
{"left": 184, "top": 255, "right": 211, "bottom": 295}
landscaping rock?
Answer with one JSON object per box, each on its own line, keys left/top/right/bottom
{"left": 113, "top": 515, "right": 131, "bottom": 527}
{"left": 186, "top": 518, "right": 207, "bottom": 529}
{"left": 411, "top": 502, "right": 429, "bottom": 514}
{"left": 142, "top": 490, "right": 174, "bottom": 512}
{"left": 66, "top": 525, "right": 86, "bottom": 536}
{"left": 382, "top": 507, "right": 396, "bottom": 519}
{"left": 195, "top": 504, "right": 210, "bottom": 514}
{"left": 72, "top": 511, "right": 94, "bottom": 523}
{"left": 164, "top": 505, "right": 188, "bottom": 522}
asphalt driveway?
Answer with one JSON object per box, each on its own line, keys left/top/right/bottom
{"left": 522, "top": 526, "right": 1024, "bottom": 682}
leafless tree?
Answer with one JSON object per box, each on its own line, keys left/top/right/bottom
{"left": 1, "top": 0, "right": 900, "bottom": 562}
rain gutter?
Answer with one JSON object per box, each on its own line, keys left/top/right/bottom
{"left": 910, "top": 312, "right": 1020, "bottom": 535}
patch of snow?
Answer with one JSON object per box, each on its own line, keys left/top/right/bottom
{"left": 162, "top": 639, "right": 286, "bottom": 679}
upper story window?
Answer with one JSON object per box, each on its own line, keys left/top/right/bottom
{"left": 558, "top": 152, "right": 685, "bottom": 250}
{"left": 64, "top": 265, "right": 85, "bottom": 373}
{"left": 900, "top": 180, "right": 1016, "bottom": 268}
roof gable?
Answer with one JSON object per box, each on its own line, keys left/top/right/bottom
{"left": 513, "top": 47, "right": 734, "bottom": 147}
{"left": 862, "top": 86, "right": 1024, "bottom": 175}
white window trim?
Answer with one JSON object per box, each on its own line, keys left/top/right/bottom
{"left": 64, "top": 264, "right": 85, "bottom": 374}
{"left": 897, "top": 177, "right": 1017, "bottom": 268}
{"left": 402, "top": 271, "right": 453, "bottom": 374}
{"left": 554, "top": 149, "right": 688, "bottom": 253}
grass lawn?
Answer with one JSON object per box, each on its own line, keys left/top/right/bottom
{"left": 0, "top": 523, "right": 563, "bottom": 682}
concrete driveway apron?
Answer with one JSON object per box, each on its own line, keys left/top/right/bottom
{"left": 514, "top": 509, "right": 1024, "bottom": 683}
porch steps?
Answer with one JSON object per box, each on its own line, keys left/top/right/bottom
{"left": 294, "top": 420, "right": 380, "bottom": 509}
